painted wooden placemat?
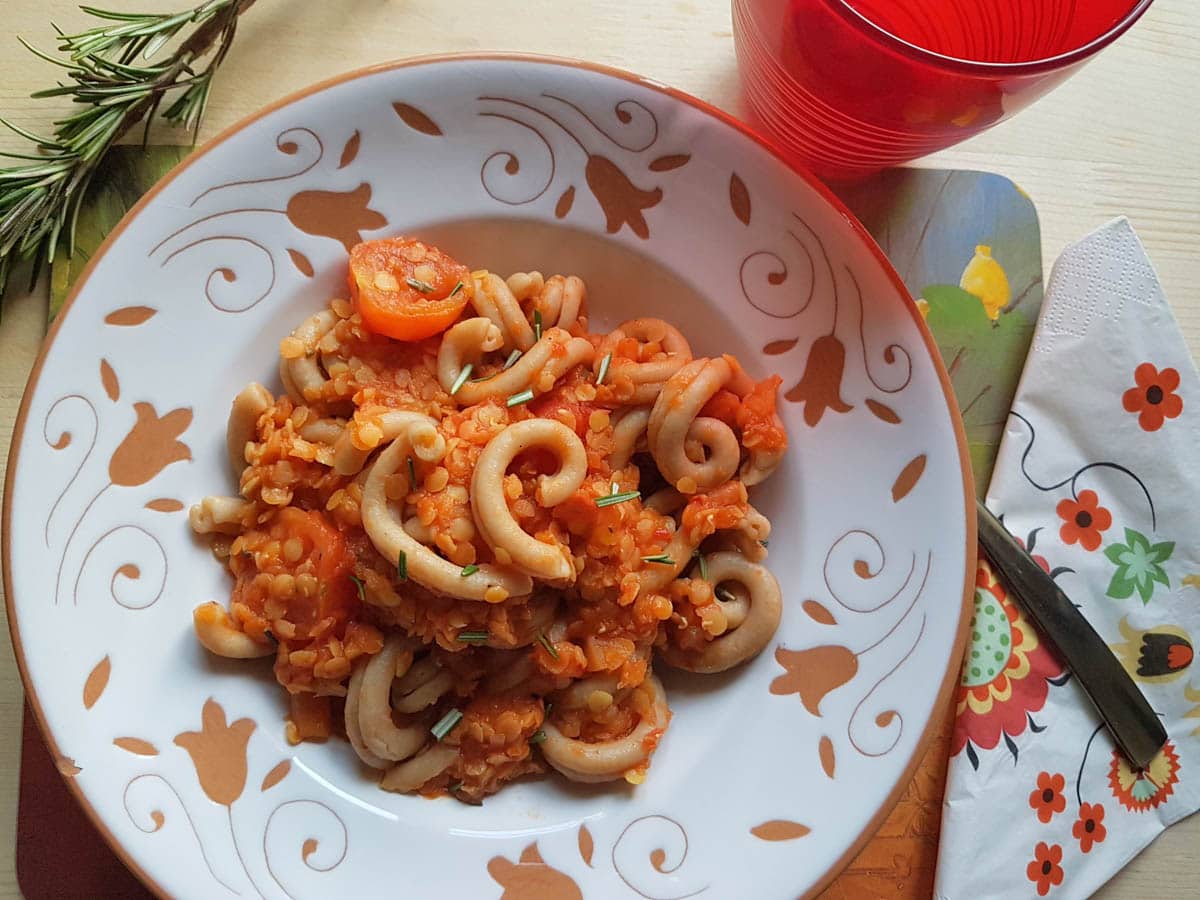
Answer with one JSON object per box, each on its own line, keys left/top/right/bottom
{"left": 18, "top": 152, "right": 1042, "bottom": 899}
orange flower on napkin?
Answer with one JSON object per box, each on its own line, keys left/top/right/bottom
{"left": 1122, "top": 362, "right": 1183, "bottom": 432}
{"left": 1055, "top": 490, "right": 1112, "bottom": 551}
{"left": 1073, "top": 803, "right": 1107, "bottom": 853}
{"left": 1026, "top": 842, "right": 1064, "bottom": 896}
{"left": 1029, "top": 771, "right": 1066, "bottom": 823}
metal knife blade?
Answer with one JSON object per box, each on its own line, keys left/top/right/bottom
{"left": 976, "top": 500, "right": 1166, "bottom": 769}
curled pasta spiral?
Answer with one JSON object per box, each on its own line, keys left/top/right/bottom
{"left": 648, "top": 358, "right": 741, "bottom": 494}
{"left": 596, "top": 318, "right": 692, "bottom": 405}
{"left": 190, "top": 238, "right": 790, "bottom": 801}
{"left": 660, "top": 552, "right": 782, "bottom": 673}
{"left": 471, "top": 418, "right": 587, "bottom": 585}
{"left": 361, "top": 418, "right": 532, "bottom": 602}
{"left": 540, "top": 674, "right": 669, "bottom": 783}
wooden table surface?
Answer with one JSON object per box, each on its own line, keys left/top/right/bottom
{"left": 0, "top": 1, "right": 1196, "bottom": 897}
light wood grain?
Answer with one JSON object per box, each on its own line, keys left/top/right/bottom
{"left": 0, "top": 1, "right": 1196, "bottom": 897}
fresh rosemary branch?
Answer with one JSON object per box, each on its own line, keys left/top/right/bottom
{"left": 0, "top": 0, "right": 258, "bottom": 299}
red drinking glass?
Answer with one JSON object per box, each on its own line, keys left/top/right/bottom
{"left": 733, "top": 0, "right": 1156, "bottom": 180}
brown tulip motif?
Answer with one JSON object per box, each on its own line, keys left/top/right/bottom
{"left": 286, "top": 183, "right": 387, "bottom": 251}
{"left": 784, "top": 334, "right": 854, "bottom": 427}
{"left": 488, "top": 843, "right": 583, "bottom": 900}
{"left": 108, "top": 402, "right": 192, "bottom": 487}
{"left": 585, "top": 155, "right": 662, "bottom": 240}
{"left": 174, "top": 698, "right": 256, "bottom": 807}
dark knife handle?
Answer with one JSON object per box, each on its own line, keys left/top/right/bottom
{"left": 976, "top": 500, "right": 1166, "bottom": 769}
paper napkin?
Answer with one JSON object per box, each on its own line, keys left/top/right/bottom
{"left": 934, "top": 218, "right": 1200, "bottom": 898}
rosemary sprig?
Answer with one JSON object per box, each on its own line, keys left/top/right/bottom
{"left": 0, "top": 0, "right": 257, "bottom": 299}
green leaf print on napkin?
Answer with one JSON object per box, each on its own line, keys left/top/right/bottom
{"left": 920, "top": 284, "right": 1034, "bottom": 497}
{"left": 1104, "top": 527, "right": 1175, "bottom": 603}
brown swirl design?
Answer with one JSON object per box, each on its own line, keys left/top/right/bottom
{"left": 476, "top": 94, "right": 687, "bottom": 239}
{"left": 161, "top": 234, "right": 278, "bottom": 314}
{"left": 263, "top": 799, "right": 349, "bottom": 897}
{"left": 50, "top": 395, "right": 188, "bottom": 607}
{"left": 123, "top": 773, "right": 238, "bottom": 893}
{"left": 772, "top": 535, "right": 933, "bottom": 771}
{"left": 73, "top": 524, "right": 168, "bottom": 609}
{"left": 738, "top": 251, "right": 791, "bottom": 319}
{"left": 116, "top": 697, "right": 353, "bottom": 898}
{"left": 543, "top": 93, "right": 659, "bottom": 151}
{"left": 190, "top": 126, "right": 324, "bottom": 207}
{"left": 612, "top": 815, "right": 707, "bottom": 899}
{"left": 43, "top": 394, "right": 98, "bottom": 548}
{"left": 738, "top": 215, "right": 829, "bottom": 321}
{"left": 823, "top": 530, "right": 918, "bottom": 615}
{"left": 847, "top": 613, "right": 928, "bottom": 758}
{"left": 846, "top": 264, "right": 913, "bottom": 394}
{"left": 478, "top": 110, "right": 558, "bottom": 205}
{"left": 153, "top": 123, "right": 386, "bottom": 314}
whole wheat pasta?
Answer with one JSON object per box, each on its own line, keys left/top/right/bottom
{"left": 648, "top": 357, "right": 740, "bottom": 493}
{"left": 192, "top": 602, "right": 273, "bottom": 658}
{"left": 361, "top": 422, "right": 533, "bottom": 602}
{"left": 597, "top": 317, "right": 692, "bottom": 405}
{"left": 540, "top": 674, "right": 669, "bottom": 783}
{"left": 226, "top": 382, "right": 273, "bottom": 477}
{"left": 190, "top": 236, "right": 788, "bottom": 802}
{"left": 279, "top": 309, "right": 338, "bottom": 402}
{"left": 660, "top": 552, "right": 782, "bottom": 673}
{"left": 471, "top": 418, "right": 587, "bottom": 584}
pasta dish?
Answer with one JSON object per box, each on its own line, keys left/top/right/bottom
{"left": 190, "top": 236, "right": 788, "bottom": 802}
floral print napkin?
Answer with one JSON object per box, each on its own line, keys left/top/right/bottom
{"left": 935, "top": 218, "right": 1200, "bottom": 898}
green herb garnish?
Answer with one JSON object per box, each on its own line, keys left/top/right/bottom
{"left": 695, "top": 551, "right": 709, "bottom": 581}
{"left": 595, "top": 352, "right": 612, "bottom": 386}
{"left": 431, "top": 708, "right": 463, "bottom": 741}
{"left": 348, "top": 574, "right": 366, "bottom": 603}
{"left": 716, "top": 586, "right": 736, "bottom": 603}
{"left": 537, "top": 631, "right": 560, "bottom": 660}
{"left": 450, "top": 363, "right": 473, "bottom": 396}
{"left": 506, "top": 388, "right": 534, "bottom": 408}
{"left": 533, "top": 309, "right": 542, "bottom": 341}
{"left": 407, "top": 456, "right": 417, "bottom": 485}
{"left": 397, "top": 550, "right": 408, "bottom": 582}
{"left": 456, "top": 630, "right": 490, "bottom": 644}
{"left": 450, "top": 281, "right": 464, "bottom": 296}
{"left": 450, "top": 780, "right": 465, "bottom": 792}
{"left": 641, "top": 554, "right": 675, "bottom": 565}
{"left": 760, "top": 540, "right": 769, "bottom": 548}
{"left": 503, "top": 349, "right": 522, "bottom": 370}
{"left": 406, "top": 277, "right": 434, "bottom": 293}
{"left": 460, "top": 564, "right": 480, "bottom": 577}
{"left": 529, "top": 730, "right": 546, "bottom": 745}
{"left": 595, "top": 490, "right": 640, "bottom": 508}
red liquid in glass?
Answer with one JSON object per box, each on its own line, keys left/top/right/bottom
{"left": 733, "top": 0, "right": 1153, "bottom": 179}
{"left": 841, "top": 0, "right": 1140, "bottom": 64}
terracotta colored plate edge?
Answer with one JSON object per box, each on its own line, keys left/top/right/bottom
{"left": 1, "top": 51, "right": 978, "bottom": 900}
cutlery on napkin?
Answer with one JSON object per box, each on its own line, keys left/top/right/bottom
{"left": 936, "top": 217, "right": 1199, "bottom": 899}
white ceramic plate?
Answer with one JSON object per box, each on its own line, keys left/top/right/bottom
{"left": 4, "top": 55, "right": 973, "bottom": 899}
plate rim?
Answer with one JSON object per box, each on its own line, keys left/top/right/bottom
{"left": 2, "top": 51, "right": 977, "bottom": 900}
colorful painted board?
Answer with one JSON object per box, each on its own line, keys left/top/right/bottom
{"left": 18, "top": 153, "right": 1042, "bottom": 899}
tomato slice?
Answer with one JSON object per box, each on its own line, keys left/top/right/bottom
{"left": 348, "top": 237, "right": 471, "bottom": 341}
